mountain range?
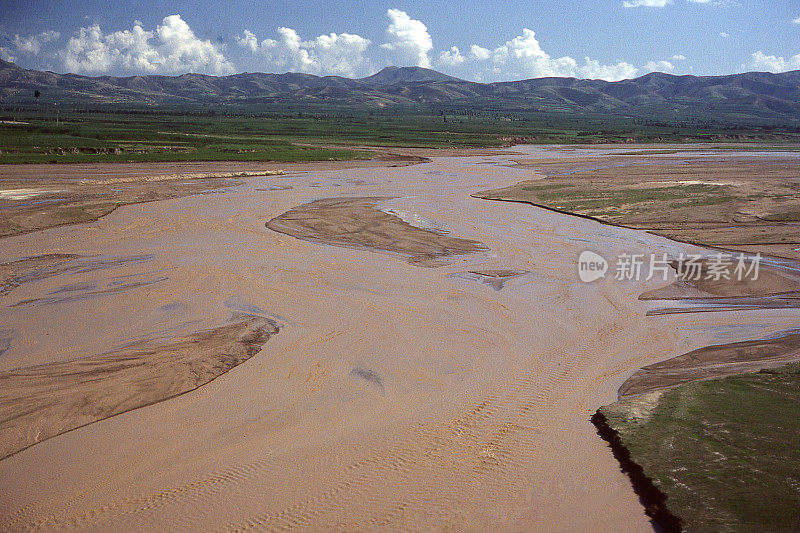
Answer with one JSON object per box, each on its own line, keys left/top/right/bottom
{"left": 2, "top": 60, "right": 800, "bottom": 125}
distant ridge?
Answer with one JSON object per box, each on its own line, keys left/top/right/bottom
{"left": 358, "top": 66, "right": 463, "bottom": 85}
{"left": 1, "top": 58, "right": 800, "bottom": 124}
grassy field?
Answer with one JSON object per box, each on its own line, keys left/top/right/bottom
{"left": 0, "top": 106, "right": 506, "bottom": 164}
{"left": 599, "top": 364, "right": 800, "bottom": 532}
{"left": 0, "top": 112, "right": 376, "bottom": 163}
{"left": 3, "top": 103, "right": 800, "bottom": 164}
{"left": 517, "top": 182, "right": 734, "bottom": 216}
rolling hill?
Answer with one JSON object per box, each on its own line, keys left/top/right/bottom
{"left": 2, "top": 59, "right": 800, "bottom": 126}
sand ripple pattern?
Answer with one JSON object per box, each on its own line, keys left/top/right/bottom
{"left": 1, "top": 313, "right": 648, "bottom": 531}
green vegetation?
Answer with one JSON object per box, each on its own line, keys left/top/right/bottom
{"left": 3, "top": 100, "right": 800, "bottom": 164}
{"left": 0, "top": 112, "right": 378, "bottom": 163}
{"left": 601, "top": 364, "right": 800, "bottom": 532}
{"left": 516, "top": 182, "right": 732, "bottom": 217}
{"left": 521, "top": 183, "right": 576, "bottom": 192}
{"left": 618, "top": 149, "right": 682, "bottom": 155}
{"left": 764, "top": 210, "right": 800, "bottom": 222}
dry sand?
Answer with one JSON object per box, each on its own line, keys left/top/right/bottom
{"left": 0, "top": 145, "right": 798, "bottom": 531}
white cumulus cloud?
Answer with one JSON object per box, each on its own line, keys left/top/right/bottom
{"left": 437, "top": 46, "right": 464, "bottom": 67}
{"left": 624, "top": 0, "right": 730, "bottom": 8}
{"left": 643, "top": 59, "right": 676, "bottom": 73}
{"left": 0, "top": 47, "right": 16, "bottom": 62}
{"left": 469, "top": 45, "right": 491, "bottom": 61}
{"left": 623, "top": 0, "right": 671, "bottom": 7}
{"left": 58, "top": 15, "right": 234, "bottom": 75}
{"left": 460, "top": 28, "right": 638, "bottom": 81}
{"left": 750, "top": 51, "right": 800, "bottom": 73}
{"left": 478, "top": 28, "right": 577, "bottom": 78}
{"left": 672, "top": 54, "right": 687, "bottom": 60}
{"left": 236, "top": 27, "right": 371, "bottom": 77}
{"left": 12, "top": 31, "right": 60, "bottom": 55}
{"left": 236, "top": 29, "right": 260, "bottom": 54}
{"left": 580, "top": 58, "right": 639, "bottom": 80}
{"left": 793, "top": 16, "right": 800, "bottom": 25}
{"left": 381, "top": 9, "right": 433, "bottom": 68}
{"left": 1, "top": 30, "right": 61, "bottom": 62}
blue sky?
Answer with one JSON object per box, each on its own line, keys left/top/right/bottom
{"left": 1, "top": 1, "right": 798, "bottom": 81}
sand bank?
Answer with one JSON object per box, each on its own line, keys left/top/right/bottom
{"left": 0, "top": 316, "right": 277, "bottom": 460}
{"left": 619, "top": 331, "right": 800, "bottom": 397}
{"left": 266, "top": 197, "right": 486, "bottom": 266}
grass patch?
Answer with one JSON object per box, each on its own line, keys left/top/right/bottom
{"left": 764, "top": 210, "right": 800, "bottom": 222}
{"left": 521, "top": 183, "right": 576, "bottom": 192}
{"left": 0, "top": 120, "right": 373, "bottom": 163}
{"left": 0, "top": 107, "right": 511, "bottom": 163}
{"left": 600, "top": 363, "right": 800, "bottom": 532}
{"left": 528, "top": 183, "right": 731, "bottom": 213}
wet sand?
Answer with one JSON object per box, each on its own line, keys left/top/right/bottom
{"left": 0, "top": 316, "right": 277, "bottom": 460}
{"left": 615, "top": 257, "right": 800, "bottom": 396}
{"left": 450, "top": 269, "right": 530, "bottom": 290}
{"left": 480, "top": 148, "right": 800, "bottom": 400}
{"left": 0, "top": 174, "right": 247, "bottom": 238}
{"left": 619, "top": 331, "right": 800, "bottom": 398}
{"left": 266, "top": 197, "right": 486, "bottom": 266}
{"left": 640, "top": 255, "right": 800, "bottom": 315}
{"left": 0, "top": 154, "right": 428, "bottom": 183}
{"left": 1, "top": 145, "right": 798, "bottom": 531}
{"left": 0, "top": 153, "right": 433, "bottom": 238}
{"left": 640, "top": 256, "right": 800, "bottom": 300}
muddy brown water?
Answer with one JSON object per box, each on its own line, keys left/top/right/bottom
{"left": 0, "top": 146, "right": 798, "bottom": 531}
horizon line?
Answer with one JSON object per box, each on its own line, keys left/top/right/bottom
{"left": 3, "top": 57, "right": 800, "bottom": 85}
